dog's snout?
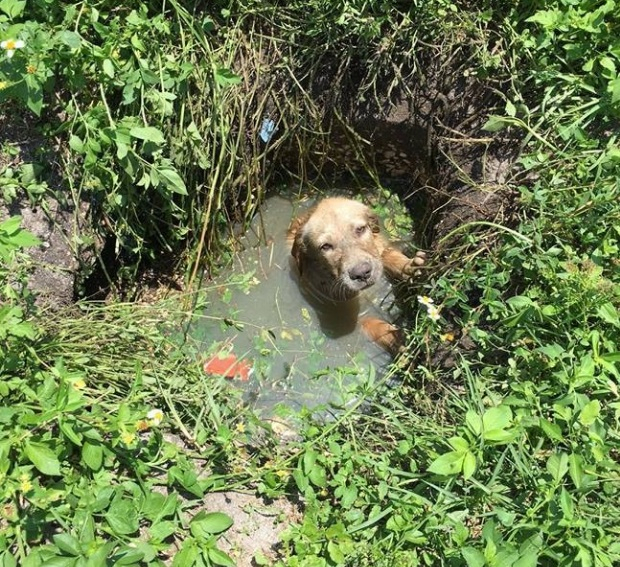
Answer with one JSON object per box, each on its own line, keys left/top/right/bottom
{"left": 349, "top": 261, "right": 373, "bottom": 282}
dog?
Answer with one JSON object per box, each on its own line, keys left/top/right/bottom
{"left": 287, "top": 197, "right": 426, "bottom": 354}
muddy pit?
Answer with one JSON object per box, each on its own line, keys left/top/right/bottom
{"left": 190, "top": 189, "right": 422, "bottom": 415}
{"left": 188, "top": 82, "right": 519, "bottom": 415}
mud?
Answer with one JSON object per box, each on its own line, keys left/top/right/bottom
{"left": 190, "top": 192, "right": 411, "bottom": 414}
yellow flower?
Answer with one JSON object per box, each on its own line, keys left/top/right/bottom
{"left": 146, "top": 408, "right": 164, "bottom": 426}
{"left": 26, "top": 64, "right": 36, "bottom": 74}
{"left": 275, "top": 469, "right": 289, "bottom": 479}
{"left": 121, "top": 431, "right": 136, "bottom": 445}
{"left": 0, "top": 81, "right": 8, "bottom": 90}
{"left": 135, "top": 419, "right": 150, "bottom": 431}
{"left": 235, "top": 422, "right": 246, "bottom": 434}
{"left": 73, "top": 378, "right": 86, "bottom": 390}
{"left": 417, "top": 295, "right": 434, "bottom": 307}
{"left": 19, "top": 474, "right": 32, "bottom": 493}
{"left": 1, "top": 39, "right": 25, "bottom": 59}
{"left": 440, "top": 332, "right": 455, "bottom": 342}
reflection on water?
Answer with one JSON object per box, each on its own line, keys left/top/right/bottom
{"left": 190, "top": 194, "right": 400, "bottom": 414}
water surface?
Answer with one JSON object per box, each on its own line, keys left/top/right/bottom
{"left": 191, "top": 193, "right": 403, "bottom": 414}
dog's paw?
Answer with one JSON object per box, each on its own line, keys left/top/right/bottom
{"left": 360, "top": 317, "right": 404, "bottom": 355}
{"left": 403, "top": 250, "right": 427, "bottom": 276}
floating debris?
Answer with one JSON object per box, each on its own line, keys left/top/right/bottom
{"left": 204, "top": 352, "right": 253, "bottom": 381}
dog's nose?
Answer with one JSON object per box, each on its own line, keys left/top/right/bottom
{"left": 349, "top": 262, "right": 373, "bottom": 282}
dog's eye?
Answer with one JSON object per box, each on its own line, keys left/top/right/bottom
{"left": 320, "top": 242, "right": 333, "bottom": 252}
{"left": 355, "top": 224, "right": 368, "bottom": 236}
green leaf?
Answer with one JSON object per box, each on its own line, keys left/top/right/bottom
{"left": 0, "top": 0, "right": 26, "bottom": 18}
{"left": 293, "top": 468, "right": 309, "bottom": 493}
{"left": 69, "top": 135, "right": 84, "bottom": 153}
{"left": 85, "top": 541, "right": 116, "bottom": 565}
{"left": 559, "top": 487, "right": 574, "bottom": 520}
{"left": 81, "top": 439, "right": 103, "bottom": 471}
{"left": 25, "top": 78, "right": 44, "bottom": 116}
{"left": 578, "top": 399, "right": 600, "bottom": 426}
{"left": 169, "top": 464, "right": 204, "bottom": 498}
{"left": 506, "top": 295, "right": 534, "bottom": 308}
{"left": 516, "top": 534, "right": 543, "bottom": 567}
{"left": 190, "top": 511, "right": 233, "bottom": 538}
{"left": 540, "top": 418, "right": 564, "bottom": 442}
{"left": 546, "top": 452, "right": 568, "bottom": 483}
{"left": 20, "top": 163, "right": 40, "bottom": 185}
{"left": 56, "top": 30, "right": 82, "bottom": 49}
{"left": 112, "top": 545, "right": 145, "bottom": 565}
{"left": 482, "top": 115, "right": 510, "bottom": 132}
{"left": 309, "top": 464, "right": 327, "bottom": 488}
{"left": 568, "top": 453, "right": 584, "bottom": 489}
{"left": 0, "top": 216, "right": 21, "bottom": 234}
{"left": 462, "top": 546, "right": 486, "bottom": 567}
{"left": 149, "top": 520, "right": 178, "bottom": 542}
{"left": 340, "top": 484, "right": 358, "bottom": 508}
{"left": 526, "top": 9, "right": 561, "bottom": 27}
{"left": 462, "top": 451, "right": 477, "bottom": 480}
{"left": 24, "top": 441, "right": 61, "bottom": 476}
{"left": 53, "top": 533, "right": 82, "bottom": 556}
{"left": 428, "top": 451, "right": 464, "bottom": 476}
{"left": 466, "top": 410, "right": 482, "bottom": 435}
{"left": 514, "top": 549, "right": 539, "bottom": 567}
{"left": 59, "top": 420, "right": 83, "bottom": 446}
{"left": 482, "top": 406, "right": 512, "bottom": 431}
{"left": 102, "top": 58, "right": 115, "bottom": 79}
{"left": 129, "top": 126, "right": 165, "bottom": 145}
{"left": 448, "top": 436, "right": 470, "bottom": 451}
{"left": 105, "top": 498, "right": 139, "bottom": 536}
{"left": 537, "top": 343, "right": 565, "bottom": 359}
{"left": 0, "top": 216, "right": 40, "bottom": 250}
{"left": 215, "top": 67, "right": 241, "bottom": 86}
{"left": 601, "top": 351, "right": 620, "bottom": 362}
{"left": 158, "top": 167, "right": 188, "bottom": 195}
{"left": 207, "top": 547, "right": 236, "bottom": 567}
{"left": 609, "top": 76, "right": 620, "bottom": 104}
{"left": 172, "top": 538, "right": 199, "bottom": 567}
{"left": 0, "top": 550, "right": 17, "bottom": 567}
{"left": 327, "top": 541, "right": 346, "bottom": 565}
{"left": 7, "top": 228, "right": 41, "bottom": 249}
{"left": 481, "top": 406, "right": 516, "bottom": 443}
{"left": 597, "top": 302, "right": 620, "bottom": 327}
{"left": 505, "top": 99, "right": 517, "bottom": 117}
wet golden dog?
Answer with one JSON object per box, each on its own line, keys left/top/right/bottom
{"left": 287, "top": 197, "right": 426, "bottom": 354}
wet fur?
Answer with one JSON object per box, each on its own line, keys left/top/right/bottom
{"left": 287, "top": 197, "right": 425, "bottom": 354}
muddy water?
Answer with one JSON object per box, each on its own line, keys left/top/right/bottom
{"left": 191, "top": 194, "right": 403, "bottom": 414}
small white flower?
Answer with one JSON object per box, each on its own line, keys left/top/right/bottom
{"left": 146, "top": 408, "right": 164, "bottom": 426}
{"left": 417, "top": 295, "right": 434, "bottom": 307}
{"left": 1, "top": 39, "right": 25, "bottom": 59}
{"left": 427, "top": 305, "right": 441, "bottom": 322}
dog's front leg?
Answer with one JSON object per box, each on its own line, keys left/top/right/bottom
{"left": 360, "top": 316, "right": 404, "bottom": 355}
{"left": 381, "top": 248, "right": 427, "bottom": 279}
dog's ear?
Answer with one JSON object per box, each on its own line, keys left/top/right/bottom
{"left": 288, "top": 208, "right": 314, "bottom": 276}
{"left": 366, "top": 209, "right": 381, "bottom": 234}
{"left": 291, "top": 231, "right": 306, "bottom": 276}
{"left": 287, "top": 209, "right": 312, "bottom": 241}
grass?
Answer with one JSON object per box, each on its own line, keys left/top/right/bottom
{"left": 1, "top": 0, "right": 620, "bottom": 565}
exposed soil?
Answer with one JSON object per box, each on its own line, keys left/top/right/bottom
{"left": 198, "top": 491, "right": 301, "bottom": 566}
{"left": 0, "top": 108, "right": 81, "bottom": 307}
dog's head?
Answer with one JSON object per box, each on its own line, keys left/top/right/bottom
{"left": 287, "top": 198, "right": 384, "bottom": 302}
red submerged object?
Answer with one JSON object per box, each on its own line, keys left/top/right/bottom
{"left": 203, "top": 353, "right": 253, "bottom": 381}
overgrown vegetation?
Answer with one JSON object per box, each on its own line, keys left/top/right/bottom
{"left": 1, "top": 0, "right": 619, "bottom": 565}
